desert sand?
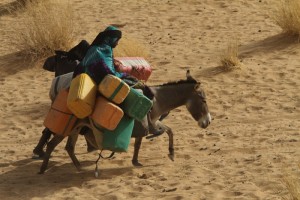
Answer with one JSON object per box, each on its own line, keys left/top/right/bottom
{"left": 0, "top": 0, "right": 299, "bottom": 199}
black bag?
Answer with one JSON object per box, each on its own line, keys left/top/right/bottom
{"left": 43, "top": 55, "right": 56, "bottom": 72}
{"left": 42, "top": 40, "right": 90, "bottom": 76}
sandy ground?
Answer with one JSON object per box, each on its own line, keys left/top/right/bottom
{"left": 0, "top": 0, "right": 299, "bottom": 199}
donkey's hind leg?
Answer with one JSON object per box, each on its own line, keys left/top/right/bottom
{"left": 132, "top": 137, "right": 143, "bottom": 166}
{"left": 65, "top": 133, "right": 81, "bottom": 171}
{"left": 165, "top": 127, "right": 174, "bottom": 161}
{"left": 39, "top": 134, "right": 65, "bottom": 174}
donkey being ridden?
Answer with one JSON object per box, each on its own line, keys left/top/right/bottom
{"left": 39, "top": 70, "right": 211, "bottom": 174}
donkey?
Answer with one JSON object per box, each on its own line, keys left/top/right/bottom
{"left": 39, "top": 70, "right": 211, "bottom": 174}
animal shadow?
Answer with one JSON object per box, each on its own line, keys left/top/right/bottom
{"left": 0, "top": 158, "right": 135, "bottom": 200}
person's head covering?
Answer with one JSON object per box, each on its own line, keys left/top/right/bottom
{"left": 91, "top": 26, "right": 122, "bottom": 47}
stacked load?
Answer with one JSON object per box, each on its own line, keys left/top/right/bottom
{"left": 49, "top": 72, "right": 73, "bottom": 102}
{"left": 67, "top": 73, "right": 97, "bottom": 119}
{"left": 43, "top": 57, "right": 153, "bottom": 153}
{"left": 44, "top": 89, "right": 77, "bottom": 137}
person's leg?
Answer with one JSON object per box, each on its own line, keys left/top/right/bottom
{"left": 32, "top": 128, "right": 52, "bottom": 158}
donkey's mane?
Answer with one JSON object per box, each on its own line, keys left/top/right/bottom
{"left": 153, "top": 79, "right": 198, "bottom": 87}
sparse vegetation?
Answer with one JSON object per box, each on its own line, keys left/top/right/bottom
{"left": 219, "top": 41, "right": 241, "bottom": 71}
{"left": 282, "top": 173, "right": 300, "bottom": 200}
{"left": 12, "top": 0, "right": 76, "bottom": 61}
{"left": 272, "top": 0, "right": 300, "bottom": 37}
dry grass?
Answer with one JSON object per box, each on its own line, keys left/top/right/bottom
{"left": 219, "top": 41, "right": 242, "bottom": 71}
{"left": 272, "top": 0, "right": 300, "bottom": 36}
{"left": 282, "top": 173, "right": 300, "bottom": 200}
{"left": 11, "top": 0, "right": 76, "bottom": 61}
{"left": 114, "top": 36, "right": 149, "bottom": 58}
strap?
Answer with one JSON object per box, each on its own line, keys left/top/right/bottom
{"left": 108, "top": 81, "right": 124, "bottom": 101}
{"left": 54, "top": 76, "right": 61, "bottom": 97}
{"left": 51, "top": 106, "right": 72, "bottom": 115}
{"left": 62, "top": 115, "right": 76, "bottom": 135}
{"left": 94, "top": 150, "right": 115, "bottom": 177}
{"left": 100, "top": 150, "right": 115, "bottom": 159}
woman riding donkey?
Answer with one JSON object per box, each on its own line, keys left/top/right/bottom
{"left": 32, "top": 25, "right": 162, "bottom": 158}
{"left": 73, "top": 25, "right": 163, "bottom": 135}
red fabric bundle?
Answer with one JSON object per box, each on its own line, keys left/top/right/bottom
{"left": 114, "top": 57, "right": 152, "bottom": 81}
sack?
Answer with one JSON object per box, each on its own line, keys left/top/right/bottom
{"left": 49, "top": 72, "right": 73, "bottom": 101}
{"left": 98, "top": 74, "right": 130, "bottom": 104}
{"left": 91, "top": 96, "right": 124, "bottom": 131}
{"left": 43, "top": 55, "right": 56, "bottom": 72}
{"left": 43, "top": 51, "right": 79, "bottom": 77}
{"left": 102, "top": 115, "right": 134, "bottom": 152}
{"left": 54, "top": 53, "right": 79, "bottom": 77}
{"left": 114, "top": 57, "right": 152, "bottom": 81}
{"left": 67, "top": 73, "right": 97, "bottom": 119}
{"left": 120, "top": 88, "right": 153, "bottom": 121}
{"left": 44, "top": 89, "right": 77, "bottom": 136}
{"left": 67, "top": 40, "right": 90, "bottom": 61}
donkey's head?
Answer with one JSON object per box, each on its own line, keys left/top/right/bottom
{"left": 185, "top": 70, "right": 211, "bottom": 128}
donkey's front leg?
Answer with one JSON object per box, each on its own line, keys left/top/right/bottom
{"left": 39, "top": 134, "right": 65, "bottom": 174}
{"left": 132, "top": 137, "right": 143, "bottom": 166}
{"left": 156, "top": 121, "right": 174, "bottom": 161}
{"left": 65, "top": 133, "right": 81, "bottom": 171}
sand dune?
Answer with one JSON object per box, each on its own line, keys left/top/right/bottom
{"left": 0, "top": 0, "right": 299, "bottom": 199}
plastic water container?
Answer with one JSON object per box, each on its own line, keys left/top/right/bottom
{"left": 67, "top": 73, "right": 97, "bottom": 119}
{"left": 44, "top": 89, "right": 77, "bottom": 136}
{"left": 91, "top": 96, "right": 124, "bottom": 131}
{"left": 120, "top": 88, "right": 153, "bottom": 121}
{"left": 98, "top": 74, "right": 130, "bottom": 104}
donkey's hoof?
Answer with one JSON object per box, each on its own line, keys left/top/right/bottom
{"left": 132, "top": 160, "right": 143, "bottom": 167}
{"left": 75, "top": 166, "right": 82, "bottom": 172}
{"left": 168, "top": 154, "right": 174, "bottom": 161}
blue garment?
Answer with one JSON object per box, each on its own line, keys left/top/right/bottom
{"left": 78, "top": 26, "right": 125, "bottom": 84}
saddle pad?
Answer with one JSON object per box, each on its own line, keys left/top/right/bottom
{"left": 114, "top": 57, "right": 152, "bottom": 81}
{"left": 67, "top": 73, "right": 97, "bottom": 119}
{"left": 102, "top": 115, "right": 134, "bottom": 152}
{"left": 49, "top": 72, "right": 73, "bottom": 102}
{"left": 98, "top": 74, "right": 130, "bottom": 104}
{"left": 120, "top": 88, "right": 153, "bottom": 121}
{"left": 91, "top": 96, "right": 124, "bottom": 131}
{"left": 44, "top": 89, "right": 77, "bottom": 136}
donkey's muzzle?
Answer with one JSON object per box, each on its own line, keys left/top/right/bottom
{"left": 198, "top": 113, "right": 211, "bottom": 129}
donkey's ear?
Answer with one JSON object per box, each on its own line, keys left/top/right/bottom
{"left": 186, "top": 69, "right": 196, "bottom": 81}
{"left": 186, "top": 69, "right": 192, "bottom": 79}
{"left": 194, "top": 82, "right": 200, "bottom": 90}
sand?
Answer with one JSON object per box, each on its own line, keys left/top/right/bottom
{"left": 0, "top": 0, "right": 299, "bottom": 199}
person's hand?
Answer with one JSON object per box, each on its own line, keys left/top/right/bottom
{"left": 113, "top": 59, "right": 124, "bottom": 71}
